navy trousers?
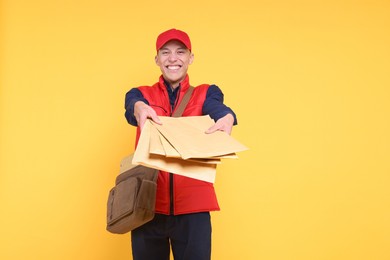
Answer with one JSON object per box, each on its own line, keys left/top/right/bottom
{"left": 131, "top": 212, "right": 212, "bottom": 260}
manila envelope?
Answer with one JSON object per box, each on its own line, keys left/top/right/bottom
{"left": 152, "top": 115, "right": 248, "bottom": 160}
{"left": 119, "top": 154, "right": 136, "bottom": 174}
{"left": 149, "top": 123, "right": 222, "bottom": 164}
{"left": 132, "top": 120, "right": 217, "bottom": 183}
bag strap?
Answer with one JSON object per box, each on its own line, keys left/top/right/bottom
{"left": 171, "top": 86, "right": 194, "bottom": 118}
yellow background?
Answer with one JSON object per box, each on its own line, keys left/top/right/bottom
{"left": 1, "top": 0, "right": 389, "bottom": 259}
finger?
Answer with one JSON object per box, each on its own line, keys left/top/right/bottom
{"left": 150, "top": 114, "right": 162, "bottom": 125}
{"left": 205, "top": 124, "right": 219, "bottom": 134}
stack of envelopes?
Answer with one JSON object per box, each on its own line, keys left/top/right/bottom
{"left": 132, "top": 115, "right": 248, "bottom": 183}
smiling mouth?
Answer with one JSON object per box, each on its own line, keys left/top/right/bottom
{"left": 166, "top": 65, "right": 181, "bottom": 70}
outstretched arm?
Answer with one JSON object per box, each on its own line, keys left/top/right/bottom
{"left": 203, "top": 85, "right": 237, "bottom": 135}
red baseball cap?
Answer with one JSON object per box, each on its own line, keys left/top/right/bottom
{"left": 156, "top": 28, "right": 192, "bottom": 52}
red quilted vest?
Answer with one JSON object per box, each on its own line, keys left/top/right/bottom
{"left": 135, "top": 75, "right": 220, "bottom": 215}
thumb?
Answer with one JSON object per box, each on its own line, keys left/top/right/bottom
{"left": 205, "top": 124, "right": 218, "bottom": 134}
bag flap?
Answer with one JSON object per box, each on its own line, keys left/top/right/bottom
{"left": 107, "top": 178, "right": 138, "bottom": 225}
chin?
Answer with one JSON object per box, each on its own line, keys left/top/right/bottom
{"left": 166, "top": 75, "right": 183, "bottom": 83}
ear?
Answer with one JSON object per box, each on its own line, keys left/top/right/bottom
{"left": 155, "top": 55, "right": 158, "bottom": 65}
{"left": 189, "top": 53, "right": 194, "bottom": 65}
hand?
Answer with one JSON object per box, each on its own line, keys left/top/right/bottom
{"left": 205, "top": 113, "right": 234, "bottom": 135}
{"left": 134, "top": 101, "right": 162, "bottom": 129}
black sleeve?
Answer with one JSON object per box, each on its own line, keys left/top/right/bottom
{"left": 124, "top": 88, "right": 149, "bottom": 126}
{"left": 202, "top": 84, "right": 238, "bottom": 125}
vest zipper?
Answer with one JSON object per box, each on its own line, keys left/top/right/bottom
{"left": 170, "top": 87, "right": 181, "bottom": 116}
{"left": 169, "top": 173, "right": 174, "bottom": 215}
{"left": 169, "top": 86, "right": 180, "bottom": 215}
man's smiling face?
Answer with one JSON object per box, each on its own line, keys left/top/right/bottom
{"left": 155, "top": 40, "right": 194, "bottom": 89}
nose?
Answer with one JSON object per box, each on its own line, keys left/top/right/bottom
{"left": 168, "top": 53, "right": 178, "bottom": 62}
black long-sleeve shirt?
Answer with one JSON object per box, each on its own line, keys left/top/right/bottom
{"left": 124, "top": 83, "right": 237, "bottom": 126}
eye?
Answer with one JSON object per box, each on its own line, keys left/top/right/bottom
{"left": 160, "top": 50, "right": 170, "bottom": 55}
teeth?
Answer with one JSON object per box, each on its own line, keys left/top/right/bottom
{"left": 167, "top": 65, "right": 180, "bottom": 70}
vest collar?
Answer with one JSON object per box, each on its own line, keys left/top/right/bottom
{"left": 158, "top": 74, "right": 190, "bottom": 93}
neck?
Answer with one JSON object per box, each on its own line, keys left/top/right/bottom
{"left": 163, "top": 79, "right": 180, "bottom": 90}
{"left": 171, "top": 83, "right": 180, "bottom": 90}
